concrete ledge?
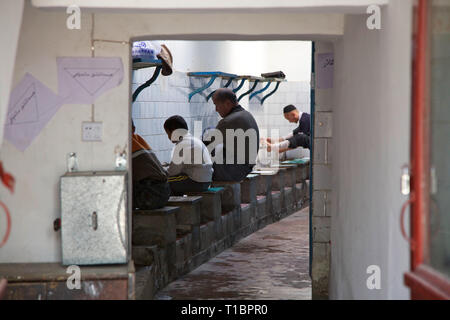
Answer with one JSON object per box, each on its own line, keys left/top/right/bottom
{"left": 283, "top": 187, "right": 295, "bottom": 217}
{"left": 296, "top": 163, "right": 310, "bottom": 183}
{"left": 210, "top": 238, "right": 226, "bottom": 257}
{"left": 252, "top": 170, "right": 276, "bottom": 197}
{"left": 135, "top": 266, "right": 154, "bottom": 300}
{"left": 271, "top": 191, "right": 282, "bottom": 221}
{"left": 271, "top": 168, "right": 287, "bottom": 191}
{"left": 240, "top": 174, "right": 258, "bottom": 205}
{"left": 132, "top": 206, "right": 179, "bottom": 247}
{"left": 186, "top": 188, "right": 223, "bottom": 224}
{"left": 212, "top": 181, "right": 241, "bottom": 213}
{"left": 133, "top": 246, "right": 169, "bottom": 297}
{"left": 200, "top": 221, "right": 215, "bottom": 252}
{"left": 178, "top": 233, "right": 193, "bottom": 276}
{"left": 220, "top": 212, "right": 232, "bottom": 247}
{"left": 240, "top": 203, "right": 254, "bottom": 230}
{"left": 167, "top": 196, "right": 202, "bottom": 226}
{"left": 256, "top": 195, "right": 267, "bottom": 221}
{"left": 278, "top": 164, "right": 297, "bottom": 189}
{"left": 132, "top": 245, "right": 158, "bottom": 266}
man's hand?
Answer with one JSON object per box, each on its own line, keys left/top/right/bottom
{"left": 266, "top": 137, "right": 284, "bottom": 144}
{"left": 266, "top": 142, "right": 290, "bottom": 154}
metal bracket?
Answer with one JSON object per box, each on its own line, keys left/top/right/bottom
{"left": 132, "top": 59, "right": 162, "bottom": 102}
{"left": 188, "top": 72, "right": 237, "bottom": 102}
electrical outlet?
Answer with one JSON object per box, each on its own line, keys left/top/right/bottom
{"left": 82, "top": 122, "right": 102, "bottom": 141}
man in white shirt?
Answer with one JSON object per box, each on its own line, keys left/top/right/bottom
{"left": 164, "top": 115, "right": 213, "bottom": 195}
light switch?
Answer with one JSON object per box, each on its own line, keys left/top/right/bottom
{"left": 82, "top": 122, "right": 102, "bottom": 141}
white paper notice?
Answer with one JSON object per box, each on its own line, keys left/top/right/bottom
{"left": 4, "top": 73, "right": 64, "bottom": 151}
{"left": 57, "top": 57, "right": 123, "bottom": 104}
{"left": 317, "top": 53, "right": 334, "bottom": 89}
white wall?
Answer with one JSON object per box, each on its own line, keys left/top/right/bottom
{"left": 330, "top": 0, "right": 413, "bottom": 299}
{"left": 0, "top": 0, "right": 24, "bottom": 145}
{"left": 0, "top": 3, "right": 131, "bottom": 263}
{"left": 161, "top": 40, "right": 311, "bottom": 82}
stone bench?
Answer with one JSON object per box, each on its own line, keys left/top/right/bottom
{"left": 0, "top": 262, "right": 134, "bottom": 300}
{"left": 132, "top": 206, "right": 179, "bottom": 281}
{"left": 132, "top": 206, "right": 178, "bottom": 247}
{"left": 270, "top": 190, "right": 283, "bottom": 223}
{"left": 186, "top": 187, "right": 224, "bottom": 239}
{"left": 238, "top": 203, "right": 256, "bottom": 239}
{"left": 271, "top": 167, "right": 287, "bottom": 191}
{"left": 133, "top": 245, "right": 169, "bottom": 299}
{"left": 191, "top": 220, "right": 216, "bottom": 267}
{"left": 256, "top": 195, "right": 271, "bottom": 229}
{"left": 278, "top": 164, "right": 298, "bottom": 189}
{"left": 167, "top": 196, "right": 202, "bottom": 256}
{"left": 297, "top": 162, "right": 310, "bottom": 183}
{"left": 251, "top": 169, "right": 277, "bottom": 198}
{"left": 277, "top": 164, "right": 298, "bottom": 217}
{"left": 175, "top": 233, "right": 193, "bottom": 276}
{"left": 240, "top": 174, "right": 258, "bottom": 205}
{"left": 211, "top": 181, "right": 241, "bottom": 213}
{"left": 221, "top": 210, "right": 235, "bottom": 248}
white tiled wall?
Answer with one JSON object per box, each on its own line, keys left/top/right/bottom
{"left": 132, "top": 69, "right": 310, "bottom": 163}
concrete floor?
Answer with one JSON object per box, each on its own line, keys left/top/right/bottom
{"left": 155, "top": 206, "right": 311, "bottom": 300}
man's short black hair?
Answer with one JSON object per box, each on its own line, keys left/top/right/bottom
{"left": 164, "top": 115, "right": 188, "bottom": 132}
{"left": 283, "top": 105, "right": 297, "bottom": 113}
{"left": 213, "top": 88, "right": 238, "bottom": 105}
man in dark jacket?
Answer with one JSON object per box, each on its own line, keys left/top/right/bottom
{"left": 206, "top": 88, "right": 259, "bottom": 182}
{"left": 266, "top": 104, "right": 311, "bottom": 153}
{"left": 132, "top": 121, "right": 170, "bottom": 210}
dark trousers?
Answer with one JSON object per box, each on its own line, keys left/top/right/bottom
{"left": 288, "top": 133, "right": 310, "bottom": 150}
{"left": 168, "top": 175, "right": 211, "bottom": 196}
{"left": 212, "top": 163, "right": 252, "bottom": 182}
{"left": 133, "top": 178, "right": 170, "bottom": 210}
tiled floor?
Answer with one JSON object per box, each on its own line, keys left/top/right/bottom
{"left": 155, "top": 207, "right": 311, "bottom": 300}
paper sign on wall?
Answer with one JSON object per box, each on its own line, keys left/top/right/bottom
{"left": 316, "top": 53, "right": 334, "bottom": 89}
{"left": 57, "top": 57, "right": 123, "bottom": 104}
{"left": 4, "top": 73, "right": 64, "bottom": 151}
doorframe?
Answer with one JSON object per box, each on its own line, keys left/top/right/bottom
{"left": 403, "top": 0, "right": 450, "bottom": 299}
{"left": 309, "top": 41, "right": 315, "bottom": 277}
